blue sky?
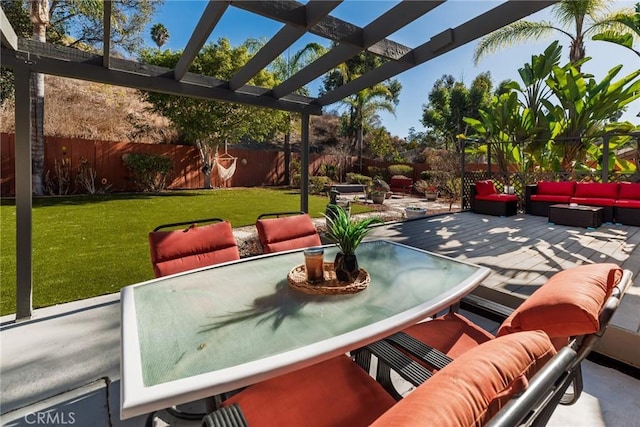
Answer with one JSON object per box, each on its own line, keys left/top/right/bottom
{"left": 146, "top": 1, "right": 640, "bottom": 139}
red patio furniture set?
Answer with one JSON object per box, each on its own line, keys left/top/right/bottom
{"left": 471, "top": 179, "right": 640, "bottom": 225}
{"left": 146, "top": 212, "right": 633, "bottom": 426}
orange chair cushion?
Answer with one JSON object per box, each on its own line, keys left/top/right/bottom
{"left": 497, "top": 263, "right": 623, "bottom": 339}
{"left": 475, "top": 180, "right": 497, "bottom": 196}
{"left": 148, "top": 221, "right": 239, "bottom": 277}
{"left": 223, "top": 355, "right": 396, "bottom": 427}
{"left": 256, "top": 214, "right": 321, "bottom": 254}
{"left": 403, "top": 312, "right": 495, "bottom": 364}
{"left": 371, "top": 330, "right": 556, "bottom": 427}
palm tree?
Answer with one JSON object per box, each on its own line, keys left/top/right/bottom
{"left": 474, "top": 0, "right": 639, "bottom": 67}
{"left": 593, "top": 2, "right": 640, "bottom": 56}
{"left": 341, "top": 84, "right": 399, "bottom": 171}
{"left": 29, "top": 0, "right": 49, "bottom": 195}
{"left": 150, "top": 23, "right": 169, "bottom": 48}
{"left": 270, "top": 43, "right": 326, "bottom": 185}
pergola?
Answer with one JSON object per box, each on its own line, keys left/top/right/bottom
{"left": 0, "top": 0, "right": 556, "bottom": 320}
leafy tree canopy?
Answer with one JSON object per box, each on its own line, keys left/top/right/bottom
{"left": 420, "top": 72, "right": 494, "bottom": 151}
{"left": 139, "top": 38, "right": 289, "bottom": 187}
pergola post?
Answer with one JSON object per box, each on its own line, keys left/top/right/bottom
{"left": 602, "top": 134, "right": 610, "bottom": 183}
{"left": 14, "top": 59, "right": 33, "bottom": 321}
{"left": 300, "top": 112, "right": 310, "bottom": 213}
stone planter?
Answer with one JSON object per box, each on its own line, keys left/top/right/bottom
{"left": 424, "top": 192, "right": 437, "bottom": 201}
{"left": 371, "top": 193, "right": 385, "bottom": 204}
{"left": 404, "top": 207, "right": 427, "bottom": 219}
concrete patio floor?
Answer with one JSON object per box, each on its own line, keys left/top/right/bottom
{"left": 2, "top": 208, "right": 639, "bottom": 426}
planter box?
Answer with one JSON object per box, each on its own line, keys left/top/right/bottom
{"left": 405, "top": 208, "right": 427, "bottom": 219}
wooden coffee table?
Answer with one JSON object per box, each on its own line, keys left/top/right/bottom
{"left": 548, "top": 204, "right": 603, "bottom": 228}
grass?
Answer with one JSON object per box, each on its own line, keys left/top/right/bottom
{"left": 0, "top": 188, "right": 373, "bottom": 315}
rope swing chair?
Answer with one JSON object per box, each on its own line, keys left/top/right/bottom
{"left": 213, "top": 143, "right": 237, "bottom": 187}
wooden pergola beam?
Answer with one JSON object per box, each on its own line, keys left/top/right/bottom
{"left": 228, "top": 0, "right": 342, "bottom": 91}
{"left": 173, "top": 1, "right": 229, "bottom": 81}
{"left": 317, "top": 0, "right": 558, "bottom": 106}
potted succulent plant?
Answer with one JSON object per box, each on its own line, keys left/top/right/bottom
{"left": 324, "top": 205, "right": 383, "bottom": 282}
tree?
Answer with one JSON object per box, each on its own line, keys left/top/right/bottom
{"left": 421, "top": 72, "right": 493, "bottom": 152}
{"left": 269, "top": 43, "right": 326, "bottom": 185}
{"left": 322, "top": 50, "right": 401, "bottom": 171}
{"left": 3, "top": 0, "right": 162, "bottom": 194}
{"left": 544, "top": 58, "right": 640, "bottom": 171}
{"left": 150, "top": 23, "right": 169, "bottom": 48}
{"left": 139, "top": 38, "right": 289, "bottom": 188}
{"left": 592, "top": 2, "right": 640, "bottom": 56}
{"left": 29, "top": 0, "right": 49, "bottom": 195}
{"left": 474, "top": 0, "right": 640, "bottom": 68}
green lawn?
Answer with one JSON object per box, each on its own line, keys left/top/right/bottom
{"left": 0, "top": 188, "right": 373, "bottom": 315}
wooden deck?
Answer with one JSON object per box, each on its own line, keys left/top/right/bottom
{"left": 368, "top": 211, "right": 640, "bottom": 366}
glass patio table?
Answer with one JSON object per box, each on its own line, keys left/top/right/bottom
{"left": 120, "top": 239, "right": 490, "bottom": 419}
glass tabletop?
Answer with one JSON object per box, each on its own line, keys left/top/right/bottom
{"left": 121, "top": 239, "right": 489, "bottom": 419}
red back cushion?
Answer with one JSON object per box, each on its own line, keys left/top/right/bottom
{"left": 148, "top": 221, "right": 239, "bottom": 277}
{"left": 537, "top": 181, "right": 575, "bottom": 196}
{"left": 497, "top": 263, "right": 623, "bottom": 340}
{"left": 256, "top": 214, "right": 321, "bottom": 254}
{"left": 574, "top": 182, "right": 619, "bottom": 199}
{"left": 371, "top": 331, "right": 556, "bottom": 427}
{"left": 475, "top": 180, "right": 497, "bottom": 196}
{"left": 618, "top": 182, "right": 640, "bottom": 200}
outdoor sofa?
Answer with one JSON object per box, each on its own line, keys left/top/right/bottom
{"left": 389, "top": 177, "right": 413, "bottom": 196}
{"left": 525, "top": 181, "right": 640, "bottom": 225}
{"left": 470, "top": 180, "right": 518, "bottom": 216}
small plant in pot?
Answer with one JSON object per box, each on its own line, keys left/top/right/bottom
{"left": 324, "top": 205, "right": 383, "bottom": 282}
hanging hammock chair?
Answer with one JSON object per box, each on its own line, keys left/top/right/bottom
{"left": 214, "top": 148, "right": 237, "bottom": 186}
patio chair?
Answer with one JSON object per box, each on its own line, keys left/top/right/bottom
{"left": 203, "top": 330, "right": 575, "bottom": 427}
{"left": 148, "top": 217, "right": 239, "bottom": 278}
{"left": 202, "top": 354, "right": 396, "bottom": 427}
{"left": 376, "top": 263, "right": 632, "bottom": 408}
{"left": 256, "top": 212, "right": 321, "bottom": 254}
{"left": 471, "top": 180, "right": 518, "bottom": 216}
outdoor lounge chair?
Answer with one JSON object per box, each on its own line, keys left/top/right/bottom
{"left": 375, "top": 263, "right": 633, "bottom": 412}
{"left": 471, "top": 180, "right": 518, "bottom": 216}
{"left": 203, "top": 330, "right": 572, "bottom": 427}
{"left": 148, "top": 217, "right": 239, "bottom": 277}
{"left": 256, "top": 212, "right": 321, "bottom": 254}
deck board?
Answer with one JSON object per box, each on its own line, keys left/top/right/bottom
{"left": 368, "top": 211, "right": 640, "bottom": 365}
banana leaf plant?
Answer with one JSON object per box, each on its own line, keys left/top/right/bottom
{"left": 543, "top": 59, "right": 640, "bottom": 171}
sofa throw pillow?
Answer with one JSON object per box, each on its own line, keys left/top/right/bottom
{"left": 475, "top": 180, "right": 497, "bottom": 196}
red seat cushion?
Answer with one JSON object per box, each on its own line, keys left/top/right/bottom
{"left": 537, "top": 181, "right": 575, "bottom": 196}
{"left": 403, "top": 312, "right": 495, "bottom": 363}
{"left": 475, "top": 193, "right": 518, "bottom": 202}
{"left": 223, "top": 355, "right": 396, "bottom": 427}
{"left": 148, "top": 221, "right": 239, "bottom": 278}
{"left": 618, "top": 182, "right": 640, "bottom": 200}
{"left": 569, "top": 197, "right": 616, "bottom": 207}
{"left": 497, "top": 263, "right": 623, "bottom": 340}
{"left": 371, "top": 331, "right": 556, "bottom": 427}
{"left": 615, "top": 199, "right": 640, "bottom": 208}
{"left": 530, "top": 194, "right": 572, "bottom": 203}
{"left": 256, "top": 214, "right": 321, "bottom": 254}
{"left": 574, "top": 182, "right": 619, "bottom": 199}
{"left": 475, "top": 180, "right": 497, "bottom": 196}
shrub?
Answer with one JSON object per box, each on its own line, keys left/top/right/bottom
{"left": 309, "top": 176, "right": 331, "bottom": 194}
{"left": 122, "top": 152, "right": 173, "bottom": 192}
{"left": 367, "top": 166, "right": 388, "bottom": 181}
{"left": 346, "top": 173, "right": 372, "bottom": 186}
{"left": 318, "top": 163, "right": 338, "bottom": 181}
{"left": 388, "top": 164, "right": 413, "bottom": 177}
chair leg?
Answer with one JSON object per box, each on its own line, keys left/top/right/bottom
{"left": 559, "top": 364, "right": 583, "bottom": 405}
